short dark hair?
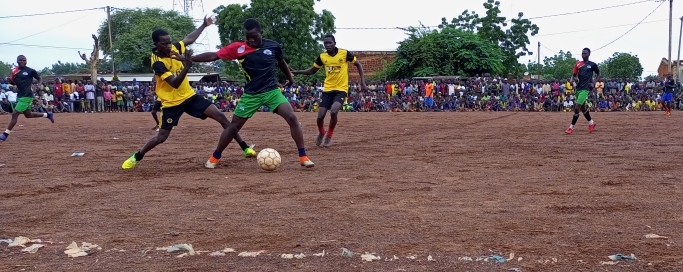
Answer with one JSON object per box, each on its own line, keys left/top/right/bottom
{"left": 582, "top": 47, "right": 591, "bottom": 54}
{"left": 243, "top": 18, "right": 261, "bottom": 31}
{"left": 324, "top": 34, "right": 336, "bottom": 43}
{"left": 152, "top": 29, "right": 169, "bottom": 43}
{"left": 16, "top": 55, "right": 25, "bottom": 59}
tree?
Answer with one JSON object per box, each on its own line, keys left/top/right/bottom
{"left": 97, "top": 8, "right": 195, "bottom": 73}
{"left": 0, "top": 61, "right": 12, "bottom": 78}
{"left": 383, "top": 25, "right": 505, "bottom": 79}
{"left": 214, "top": 0, "right": 335, "bottom": 83}
{"left": 541, "top": 51, "right": 578, "bottom": 80}
{"left": 440, "top": 0, "right": 539, "bottom": 76}
{"left": 38, "top": 67, "right": 53, "bottom": 76}
{"left": 599, "top": 52, "right": 643, "bottom": 80}
{"left": 79, "top": 34, "right": 105, "bottom": 82}
{"left": 50, "top": 61, "right": 88, "bottom": 75}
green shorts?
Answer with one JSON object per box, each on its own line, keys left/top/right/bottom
{"left": 14, "top": 97, "right": 33, "bottom": 113}
{"left": 576, "top": 90, "right": 590, "bottom": 105}
{"left": 234, "top": 89, "right": 289, "bottom": 119}
{"left": 117, "top": 100, "right": 124, "bottom": 106}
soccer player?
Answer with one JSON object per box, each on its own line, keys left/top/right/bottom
{"left": 0, "top": 55, "right": 54, "bottom": 141}
{"left": 151, "top": 99, "right": 161, "bottom": 131}
{"left": 290, "top": 34, "right": 367, "bottom": 147}
{"left": 663, "top": 74, "right": 676, "bottom": 115}
{"left": 192, "top": 18, "right": 314, "bottom": 169}
{"left": 566, "top": 48, "right": 599, "bottom": 134}
{"left": 122, "top": 17, "right": 256, "bottom": 169}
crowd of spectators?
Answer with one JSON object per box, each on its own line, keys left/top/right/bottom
{"left": 0, "top": 75, "right": 680, "bottom": 114}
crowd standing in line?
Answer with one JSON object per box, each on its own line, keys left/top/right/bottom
{"left": 0, "top": 75, "right": 679, "bottom": 115}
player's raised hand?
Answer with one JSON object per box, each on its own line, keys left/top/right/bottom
{"left": 203, "top": 16, "right": 214, "bottom": 27}
{"left": 183, "top": 49, "right": 194, "bottom": 67}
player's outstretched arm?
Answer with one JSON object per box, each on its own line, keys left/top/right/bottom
{"left": 291, "top": 55, "right": 322, "bottom": 75}
{"left": 192, "top": 52, "right": 220, "bottom": 63}
{"left": 278, "top": 59, "right": 295, "bottom": 87}
{"left": 182, "top": 16, "right": 213, "bottom": 46}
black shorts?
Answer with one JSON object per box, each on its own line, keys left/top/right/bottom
{"left": 320, "top": 91, "right": 347, "bottom": 109}
{"left": 152, "top": 100, "right": 162, "bottom": 112}
{"left": 159, "top": 95, "right": 212, "bottom": 130}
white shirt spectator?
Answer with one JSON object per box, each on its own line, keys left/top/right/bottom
{"left": 6, "top": 90, "right": 17, "bottom": 103}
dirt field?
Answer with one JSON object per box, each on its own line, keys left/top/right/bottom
{"left": 1, "top": 111, "right": 683, "bottom": 271}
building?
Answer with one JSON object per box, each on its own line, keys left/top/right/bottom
{"left": 657, "top": 58, "right": 683, "bottom": 78}
{"left": 42, "top": 73, "right": 222, "bottom": 83}
{"left": 348, "top": 51, "right": 396, "bottom": 82}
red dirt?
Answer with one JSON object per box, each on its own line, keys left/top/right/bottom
{"left": 1, "top": 111, "right": 682, "bottom": 271}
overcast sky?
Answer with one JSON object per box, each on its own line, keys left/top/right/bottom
{"left": 0, "top": 0, "right": 678, "bottom": 77}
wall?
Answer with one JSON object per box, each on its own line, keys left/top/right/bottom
{"left": 348, "top": 51, "right": 396, "bottom": 82}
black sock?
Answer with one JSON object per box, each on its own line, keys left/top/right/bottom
{"left": 238, "top": 141, "right": 249, "bottom": 151}
{"left": 571, "top": 113, "right": 579, "bottom": 126}
{"left": 583, "top": 111, "right": 592, "bottom": 121}
{"left": 134, "top": 151, "right": 144, "bottom": 161}
{"left": 2, "top": 132, "right": 8, "bottom": 137}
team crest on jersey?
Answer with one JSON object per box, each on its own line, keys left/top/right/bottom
{"left": 237, "top": 45, "right": 246, "bottom": 54}
{"left": 22, "top": 72, "right": 28, "bottom": 75}
{"left": 167, "top": 118, "right": 173, "bottom": 123}
{"left": 338, "top": 58, "right": 343, "bottom": 63}
{"left": 587, "top": 65, "right": 591, "bottom": 68}
{"left": 263, "top": 49, "right": 272, "bottom": 55}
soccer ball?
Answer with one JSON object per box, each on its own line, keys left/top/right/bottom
{"left": 257, "top": 148, "right": 281, "bottom": 171}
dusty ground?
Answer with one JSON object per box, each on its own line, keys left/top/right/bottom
{"left": 1, "top": 111, "right": 683, "bottom": 271}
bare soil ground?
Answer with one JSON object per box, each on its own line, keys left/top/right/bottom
{"left": 1, "top": 111, "right": 683, "bottom": 271}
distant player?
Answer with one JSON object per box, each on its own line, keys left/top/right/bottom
{"left": 151, "top": 99, "right": 161, "bottom": 131}
{"left": 290, "top": 34, "right": 367, "bottom": 147}
{"left": 192, "top": 18, "right": 314, "bottom": 168}
{"left": 566, "top": 48, "right": 599, "bottom": 134}
{"left": 0, "top": 55, "right": 54, "bottom": 141}
{"left": 663, "top": 74, "right": 676, "bottom": 116}
{"left": 122, "top": 17, "right": 256, "bottom": 169}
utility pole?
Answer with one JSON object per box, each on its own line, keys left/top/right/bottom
{"left": 537, "top": 41, "right": 541, "bottom": 80}
{"left": 678, "top": 16, "right": 683, "bottom": 80}
{"left": 669, "top": 0, "right": 673, "bottom": 75}
{"left": 107, "top": 6, "right": 116, "bottom": 80}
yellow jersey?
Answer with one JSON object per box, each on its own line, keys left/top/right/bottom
{"left": 151, "top": 41, "right": 195, "bottom": 108}
{"left": 313, "top": 48, "right": 357, "bottom": 93}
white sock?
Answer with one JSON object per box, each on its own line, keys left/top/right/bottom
{"left": 588, "top": 120, "right": 594, "bottom": 125}
{"left": 4, "top": 129, "right": 10, "bottom": 134}
{"left": 42, "top": 113, "right": 48, "bottom": 118}
{"left": 569, "top": 125, "right": 575, "bottom": 129}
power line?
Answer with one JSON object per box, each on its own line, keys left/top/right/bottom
{"left": 2, "top": 43, "right": 90, "bottom": 50}
{"left": 536, "top": 19, "right": 668, "bottom": 37}
{"left": 0, "top": 11, "right": 99, "bottom": 45}
{"left": 525, "top": 0, "right": 650, "bottom": 20}
{"left": 593, "top": 0, "right": 665, "bottom": 52}
{"left": 0, "top": 7, "right": 104, "bottom": 19}
{"left": 337, "top": 1, "right": 653, "bottom": 30}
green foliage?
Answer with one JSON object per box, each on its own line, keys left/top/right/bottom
{"left": 0, "top": 61, "right": 12, "bottom": 77}
{"left": 440, "top": 0, "right": 539, "bottom": 75}
{"left": 383, "top": 25, "right": 505, "bottom": 79}
{"left": 599, "top": 52, "right": 644, "bottom": 80}
{"left": 50, "top": 61, "right": 89, "bottom": 75}
{"left": 97, "top": 8, "right": 195, "bottom": 73}
{"left": 541, "top": 51, "right": 578, "bottom": 80}
{"left": 213, "top": 0, "right": 335, "bottom": 84}
{"left": 644, "top": 74, "right": 658, "bottom": 81}
{"left": 39, "top": 67, "right": 53, "bottom": 76}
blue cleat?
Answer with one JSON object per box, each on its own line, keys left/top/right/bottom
{"left": 0, "top": 134, "right": 6, "bottom": 141}
{"left": 47, "top": 112, "right": 54, "bottom": 123}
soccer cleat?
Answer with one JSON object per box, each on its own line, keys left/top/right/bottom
{"left": 0, "top": 134, "right": 6, "bottom": 141}
{"left": 315, "top": 134, "right": 324, "bottom": 146}
{"left": 565, "top": 127, "right": 573, "bottom": 134}
{"left": 205, "top": 155, "right": 220, "bottom": 169}
{"left": 121, "top": 154, "right": 139, "bottom": 169}
{"left": 588, "top": 122, "right": 596, "bottom": 133}
{"left": 47, "top": 112, "right": 54, "bottom": 123}
{"left": 300, "top": 156, "right": 315, "bottom": 168}
{"left": 244, "top": 145, "right": 257, "bottom": 158}
{"left": 151, "top": 125, "right": 159, "bottom": 130}
{"left": 323, "top": 137, "right": 332, "bottom": 147}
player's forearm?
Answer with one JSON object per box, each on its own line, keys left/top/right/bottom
{"left": 278, "top": 60, "right": 295, "bottom": 82}
{"left": 182, "top": 24, "right": 207, "bottom": 46}
{"left": 192, "top": 52, "right": 219, "bottom": 63}
{"left": 355, "top": 62, "right": 366, "bottom": 84}
{"left": 168, "top": 67, "right": 191, "bottom": 89}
